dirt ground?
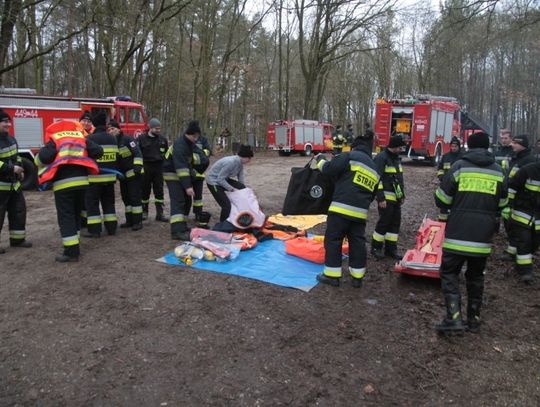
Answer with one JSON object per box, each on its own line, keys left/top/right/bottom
{"left": 1, "top": 152, "right": 539, "bottom": 406}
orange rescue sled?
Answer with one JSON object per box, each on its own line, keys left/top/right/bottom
{"left": 285, "top": 237, "right": 349, "bottom": 264}
{"left": 394, "top": 218, "right": 446, "bottom": 279}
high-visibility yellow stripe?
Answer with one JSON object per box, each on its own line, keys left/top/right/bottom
{"left": 52, "top": 177, "right": 89, "bottom": 191}
{"left": 62, "top": 235, "right": 80, "bottom": 247}
{"left": 328, "top": 202, "right": 368, "bottom": 220}
{"left": 372, "top": 231, "right": 385, "bottom": 242}
{"left": 385, "top": 233, "right": 398, "bottom": 242}
{"left": 323, "top": 266, "right": 341, "bottom": 278}
{"left": 443, "top": 238, "right": 491, "bottom": 255}
{"left": 349, "top": 266, "right": 366, "bottom": 279}
{"left": 170, "top": 214, "right": 185, "bottom": 224}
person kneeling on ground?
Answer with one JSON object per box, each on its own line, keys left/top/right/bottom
{"left": 206, "top": 144, "right": 253, "bottom": 223}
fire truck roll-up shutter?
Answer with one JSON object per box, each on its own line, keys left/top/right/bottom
{"left": 275, "top": 126, "right": 287, "bottom": 146}
{"left": 429, "top": 110, "right": 454, "bottom": 143}
{"left": 314, "top": 127, "right": 323, "bottom": 144}
{"left": 13, "top": 117, "right": 44, "bottom": 148}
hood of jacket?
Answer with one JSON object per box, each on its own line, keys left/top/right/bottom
{"left": 462, "top": 148, "right": 495, "bottom": 167}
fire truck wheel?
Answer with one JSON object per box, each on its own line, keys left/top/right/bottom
{"left": 20, "top": 157, "right": 38, "bottom": 190}
{"left": 304, "top": 145, "right": 313, "bottom": 156}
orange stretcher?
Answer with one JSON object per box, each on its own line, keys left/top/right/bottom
{"left": 394, "top": 218, "right": 446, "bottom": 279}
{"left": 285, "top": 236, "right": 349, "bottom": 264}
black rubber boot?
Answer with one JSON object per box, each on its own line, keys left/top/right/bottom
{"left": 370, "top": 247, "right": 385, "bottom": 260}
{"left": 131, "top": 222, "right": 143, "bottom": 231}
{"left": 55, "top": 254, "right": 79, "bottom": 263}
{"left": 435, "top": 294, "right": 465, "bottom": 335}
{"left": 467, "top": 299, "right": 482, "bottom": 333}
{"left": 351, "top": 277, "right": 363, "bottom": 288}
{"left": 171, "top": 231, "right": 191, "bottom": 241}
{"left": 120, "top": 213, "right": 133, "bottom": 228}
{"left": 384, "top": 250, "right": 402, "bottom": 260}
{"left": 195, "top": 211, "right": 211, "bottom": 228}
{"left": 155, "top": 204, "right": 168, "bottom": 222}
{"left": 316, "top": 273, "right": 340, "bottom": 287}
{"left": 11, "top": 240, "right": 32, "bottom": 248}
{"left": 142, "top": 203, "right": 149, "bottom": 220}
{"left": 520, "top": 270, "right": 534, "bottom": 285}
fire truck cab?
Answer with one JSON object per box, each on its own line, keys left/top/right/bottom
{"left": 0, "top": 89, "right": 148, "bottom": 189}
{"left": 267, "top": 120, "right": 334, "bottom": 156}
{"left": 374, "top": 95, "right": 461, "bottom": 165}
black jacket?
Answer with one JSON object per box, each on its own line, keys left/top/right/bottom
{"left": 373, "top": 148, "right": 404, "bottom": 203}
{"left": 507, "top": 162, "right": 540, "bottom": 227}
{"left": 87, "top": 125, "right": 119, "bottom": 184}
{"left": 138, "top": 131, "right": 168, "bottom": 163}
{"left": 0, "top": 132, "right": 22, "bottom": 191}
{"left": 163, "top": 134, "right": 202, "bottom": 190}
{"left": 193, "top": 135, "right": 212, "bottom": 175}
{"left": 316, "top": 146, "right": 379, "bottom": 222}
{"left": 435, "top": 148, "right": 507, "bottom": 257}
{"left": 437, "top": 150, "right": 462, "bottom": 180}
{"left": 117, "top": 132, "right": 143, "bottom": 177}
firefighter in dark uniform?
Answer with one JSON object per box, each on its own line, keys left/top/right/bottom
{"left": 434, "top": 132, "right": 507, "bottom": 334}
{"left": 138, "top": 118, "right": 168, "bottom": 222}
{"left": 332, "top": 125, "right": 347, "bottom": 155}
{"left": 371, "top": 134, "right": 406, "bottom": 260}
{"left": 315, "top": 136, "right": 380, "bottom": 288}
{"left": 500, "top": 134, "right": 536, "bottom": 260}
{"left": 36, "top": 120, "right": 103, "bottom": 262}
{"left": 163, "top": 120, "right": 204, "bottom": 240}
{"left": 84, "top": 113, "right": 120, "bottom": 238}
{"left": 78, "top": 110, "right": 95, "bottom": 228}
{"left": 108, "top": 120, "right": 144, "bottom": 231}
{"left": 0, "top": 110, "right": 32, "bottom": 253}
{"left": 189, "top": 134, "right": 212, "bottom": 228}
{"left": 508, "top": 161, "right": 540, "bottom": 284}
{"left": 436, "top": 136, "right": 462, "bottom": 221}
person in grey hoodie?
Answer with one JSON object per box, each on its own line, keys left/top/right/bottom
{"left": 206, "top": 144, "right": 253, "bottom": 222}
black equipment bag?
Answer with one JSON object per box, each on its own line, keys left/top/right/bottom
{"left": 282, "top": 157, "right": 334, "bottom": 215}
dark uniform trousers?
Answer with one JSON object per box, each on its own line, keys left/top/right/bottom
{"left": 372, "top": 202, "right": 401, "bottom": 252}
{"left": 191, "top": 174, "right": 205, "bottom": 216}
{"left": 142, "top": 161, "right": 164, "bottom": 206}
{"left": 0, "top": 190, "right": 27, "bottom": 245}
{"left": 324, "top": 214, "right": 367, "bottom": 276}
{"left": 510, "top": 220, "right": 540, "bottom": 276}
{"left": 55, "top": 188, "right": 85, "bottom": 257}
{"left": 166, "top": 180, "right": 189, "bottom": 234}
{"left": 440, "top": 251, "right": 486, "bottom": 305}
{"left": 86, "top": 183, "right": 117, "bottom": 235}
{"left": 120, "top": 174, "right": 143, "bottom": 225}
{"left": 207, "top": 179, "right": 245, "bottom": 222}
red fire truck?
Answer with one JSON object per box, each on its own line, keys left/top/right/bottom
{"left": 374, "top": 95, "right": 462, "bottom": 165}
{"left": 0, "top": 89, "right": 148, "bottom": 189}
{"left": 267, "top": 119, "right": 334, "bottom": 156}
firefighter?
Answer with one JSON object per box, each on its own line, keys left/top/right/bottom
{"left": 0, "top": 110, "right": 32, "bottom": 253}
{"left": 345, "top": 124, "right": 354, "bottom": 145}
{"left": 108, "top": 120, "right": 144, "bottom": 231}
{"left": 79, "top": 110, "right": 94, "bottom": 228}
{"left": 207, "top": 144, "right": 253, "bottom": 222}
{"left": 163, "top": 120, "right": 204, "bottom": 240}
{"left": 436, "top": 136, "right": 462, "bottom": 221}
{"left": 508, "top": 161, "right": 540, "bottom": 284}
{"left": 493, "top": 128, "right": 513, "bottom": 166}
{"left": 189, "top": 133, "right": 212, "bottom": 228}
{"left": 371, "top": 134, "right": 406, "bottom": 260}
{"left": 138, "top": 118, "right": 168, "bottom": 222}
{"left": 84, "top": 112, "right": 120, "bottom": 238}
{"left": 434, "top": 132, "right": 506, "bottom": 334}
{"left": 315, "top": 136, "right": 380, "bottom": 288}
{"left": 500, "top": 134, "right": 536, "bottom": 261}
{"left": 79, "top": 111, "right": 95, "bottom": 137}
{"left": 332, "top": 125, "right": 346, "bottom": 155}
{"left": 36, "top": 120, "right": 103, "bottom": 262}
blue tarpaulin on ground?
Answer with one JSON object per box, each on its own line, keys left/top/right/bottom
{"left": 157, "top": 239, "right": 322, "bottom": 292}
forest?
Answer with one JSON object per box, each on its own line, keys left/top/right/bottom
{"left": 0, "top": 0, "right": 539, "bottom": 146}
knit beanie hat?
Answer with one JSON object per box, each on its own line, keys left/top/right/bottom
{"left": 0, "top": 110, "right": 10, "bottom": 122}
{"left": 237, "top": 144, "right": 254, "bottom": 158}
{"left": 148, "top": 118, "right": 161, "bottom": 129}
{"left": 108, "top": 119, "right": 121, "bottom": 129}
{"left": 450, "top": 136, "right": 460, "bottom": 147}
{"left": 467, "top": 132, "right": 490, "bottom": 149}
{"left": 512, "top": 134, "right": 529, "bottom": 149}
{"left": 388, "top": 135, "right": 406, "bottom": 148}
{"left": 91, "top": 112, "right": 107, "bottom": 127}
{"left": 351, "top": 136, "right": 371, "bottom": 150}
{"left": 185, "top": 120, "right": 201, "bottom": 135}
{"left": 79, "top": 111, "right": 92, "bottom": 121}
